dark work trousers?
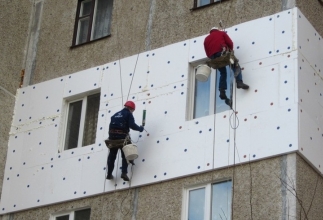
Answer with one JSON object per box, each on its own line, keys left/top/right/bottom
{"left": 107, "top": 147, "right": 128, "bottom": 175}
{"left": 210, "top": 52, "right": 243, "bottom": 90}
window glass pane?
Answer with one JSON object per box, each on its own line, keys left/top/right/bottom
{"left": 198, "top": 0, "right": 210, "bottom": 7}
{"left": 193, "top": 65, "right": 233, "bottom": 119}
{"left": 215, "top": 67, "right": 233, "bottom": 114}
{"left": 194, "top": 76, "right": 211, "bottom": 118}
{"left": 65, "top": 100, "right": 83, "bottom": 150}
{"left": 82, "top": 93, "right": 100, "bottom": 146}
{"left": 56, "top": 215, "right": 69, "bottom": 220}
{"left": 211, "top": 181, "right": 232, "bottom": 220}
{"left": 75, "top": 208, "right": 91, "bottom": 220}
{"left": 80, "top": 0, "right": 92, "bottom": 16}
{"left": 92, "top": 0, "right": 114, "bottom": 40}
{"left": 77, "top": 17, "right": 90, "bottom": 44}
{"left": 188, "top": 188, "right": 205, "bottom": 220}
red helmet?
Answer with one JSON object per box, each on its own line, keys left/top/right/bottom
{"left": 124, "top": 101, "right": 135, "bottom": 110}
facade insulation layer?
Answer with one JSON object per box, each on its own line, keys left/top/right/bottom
{"left": 1, "top": 7, "right": 323, "bottom": 214}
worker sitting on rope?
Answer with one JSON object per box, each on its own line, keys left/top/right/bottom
{"left": 204, "top": 26, "right": 249, "bottom": 101}
{"left": 106, "top": 101, "right": 144, "bottom": 181}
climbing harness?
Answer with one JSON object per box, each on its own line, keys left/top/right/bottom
{"left": 206, "top": 50, "right": 239, "bottom": 71}
{"left": 104, "top": 135, "right": 131, "bottom": 149}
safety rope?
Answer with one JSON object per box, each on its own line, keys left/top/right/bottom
{"left": 126, "top": 54, "right": 141, "bottom": 102}
{"left": 231, "top": 64, "right": 236, "bottom": 219}
{"left": 217, "top": 1, "right": 245, "bottom": 216}
{"left": 219, "top": 0, "right": 234, "bottom": 30}
{"left": 228, "top": 62, "right": 244, "bottom": 219}
{"left": 120, "top": 164, "right": 135, "bottom": 217}
{"left": 102, "top": 1, "right": 154, "bottom": 218}
{"left": 212, "top": 63, "right": 247, "bottom": 219}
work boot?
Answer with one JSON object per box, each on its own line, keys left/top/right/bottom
{"left": 219, "top": 89, "right": 227, "bottom": 100}
{"left": 121, "top": 173, "right": 130, "bottom": 181}
{"left": 106, "top": 174, "right": 114, "bottom": 180}
{"left": 225, "top": 98, "right": 232, "bottom": 109}
{"left": 236, "top": 81, "right": 249, "bottom": 89}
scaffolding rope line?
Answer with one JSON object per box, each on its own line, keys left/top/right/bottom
{"left": 120, "top": 164, "right": 135, "bottom": 217}
{"left": 228, "top": 63, "right": 245, "bottom": 218}
{"left": 219, "top": 0, "right": 234, "bottom": 31}
{"left": 103, "top": 1, "right": 154, "bottom": 217}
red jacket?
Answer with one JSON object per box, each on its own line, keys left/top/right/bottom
{"left": 204, "top": 29, "right": 234, "bottom": 58}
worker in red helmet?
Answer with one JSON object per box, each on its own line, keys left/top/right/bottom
{"left": 204, "top": 27, "right": 249, "bottom": 101}
{"left": 106, "top": 101, "right": 144, "bottom": 181}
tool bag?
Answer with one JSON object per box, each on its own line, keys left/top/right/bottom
{"left": 104, "top": 136, "right": 131, "bottom": 149}
{"left": 206, "top": 50, "right": 238, "bottom": 70}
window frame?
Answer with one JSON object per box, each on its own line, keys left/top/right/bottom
{"left": 187, "top": 62, "right": 217, "bottom": 120}
{"left": 186, "top": 59, "right": 218, "bottom": 120}
{"left": 60, "top": 90, "right": 100, "bottom": 152}
{"left": 50, "top": 207, "right": 91, "bottom": 220}
{"left": 187, "top": 61, "right": 234, "bottom": 120}
{"left": 71, "top": 0, "right": 113, "bottom": 47}
{"left": 182, "top": 180, "right": 232, "bottom": 220}
{"left": 191, "top": 0, "right": 229, "bottom": 10}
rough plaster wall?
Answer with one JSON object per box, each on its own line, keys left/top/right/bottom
{"left": 0, "top": 92, "right": 15, "bottom": 197}
{"left": 296, "top": 154, "right": 323, "bottom": 220}
{"left": 296, "top": 0, "right": 323, "bottom": 37}
{"left": 30, "top": 0, "right": 284, "bottom": 85}
{"left": 23, "top": 0, "right": 44, "bottom": 86}
{"left": 0, "top": 0, "right": 32, "bottom": 199}
{"left": 5, "top": 156, "right": 289, "bottom": 220}
{"left": 32, "top": 0, "right": 152, "bottom": 84}
{"left": 0, "top": 0, "right": 32, "bottom": 93}
{"left": 231, "top": 156, "right": 284, "bottom": 220}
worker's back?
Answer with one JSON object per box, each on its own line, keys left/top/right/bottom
{"left": 204, "top": 29, "right": 233, "bottom": 57}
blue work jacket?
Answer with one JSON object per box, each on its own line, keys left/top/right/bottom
{"left": 109, "top": 108, "right": 143, "bottom": 139}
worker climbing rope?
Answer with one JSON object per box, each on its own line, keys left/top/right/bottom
{"left": 203, "top": 26, "right": 249, "bottom": 106}
{"left": 105, "top": 101, "right": 144, "bottom": 181}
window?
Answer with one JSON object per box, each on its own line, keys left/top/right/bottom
{"left": 51, "top": 208, "right": 91, "bottom": 220}
{"left": 72, "top": 0, "right": 114, "bottom": 46}
{"left": 193, "top": 0, "right": 221, "bottom": 8}
{"left": 188, "top": 64, "right": 232, "bottom": 120}
{"left": 183, "top": 180, "right": 232, "bottom": 220}
{"left": 64, "top": 93, "right": 100, "bottom": 150}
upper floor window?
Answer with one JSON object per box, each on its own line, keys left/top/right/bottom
{"left": 188, "top": 64, "right": 232, "bottom": 120}
{"left": 182, "top": 180, "right": 232, "bottom": 220}
{"left": 64, "top": 92, "right": 100, "bottom": 150}
{"left": 51, "top": 208, "right": 91, "bottom": 220}
{"left": 194, "top": 0, "right": 221, "bottom": 8}
{"left": 72, "top": 0, "right": 114, "bottom": 46}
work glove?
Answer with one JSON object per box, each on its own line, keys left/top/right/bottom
{"left": 139, "top": 126, "right": 144, "bottom": 132}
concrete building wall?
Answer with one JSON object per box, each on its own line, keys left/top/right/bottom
{"left": 30, "top": 0, "right": 285, "bottom": 85}
{"left": 0, "top": 0, "right": 33, "bottom": 195}
{"left": 1, "top": 7, "right": 305, "bottom": 213}
{"left": 5, "top": 153, "right": 323, "bottom": 220}
{"left": 296, "top": 0, "right": 323, "bottom": 37}
{"left": 296, "top": 154, "right": 323, "bottom": 220}
{"left": 1, "top": 0, "right": 323, "bottom": 219}
{"left": 3, "top": 155, "right": 293, "bottom": 220}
